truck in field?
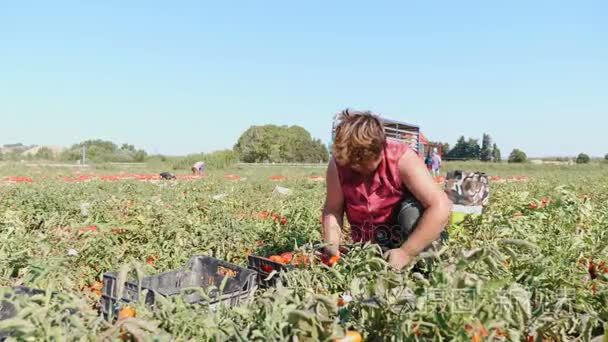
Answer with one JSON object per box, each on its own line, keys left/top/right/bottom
{"left": 330, "top": 114, "right": 442, "bottom": 158}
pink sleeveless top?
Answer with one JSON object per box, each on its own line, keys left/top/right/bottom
{"left": 336, "top": 139, "right": 408, "bottom": 243}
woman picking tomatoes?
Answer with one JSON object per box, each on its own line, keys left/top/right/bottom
{"left": 191, "top": 161, "right": 206, "bottom": 175}
{"left": 322, "top": 109, "right": 451, "bottom": 271}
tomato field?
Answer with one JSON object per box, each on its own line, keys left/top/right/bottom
{"left": 0, "top": 162, "right": 607, "bottom": 341}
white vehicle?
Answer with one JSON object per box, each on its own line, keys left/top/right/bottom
{"left": 330, "top": 113, "right": 440, "bottom": 158}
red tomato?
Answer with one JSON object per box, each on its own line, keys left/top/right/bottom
{"left": 413, "top": 323, "right": 421, "bottom": 337}
{"left": 269, "top": 255, "right": 285, "bottom": 264}
{"left": 146, "top": 256, "right": 157, "bottom": 267}
{"left": 322, "top": 254, "right": 340, "bottom": 267}
{"left": 333, "top": 331, "right": 362, "bottom": 342}
{"left": 494, "top": 328, "right": 508, "bottom": 338}
{"left": 599, "top": 260, "right": 608, "bottom": 274}
{"left": 589, "top": 260, "right": 598, "bottom": 279}
{"left": 280, "top": 252, "right": 293, "bottom": 263}
{"left": 78, "top": 225, "right": 98, "bottom": 233}
{"left": 89, "top": 281, "right": 103, "bottom": 297}
{"left": 111, "top": 227, "right": 127, "bottom": 234}
{"left": 261, "top": 264, "right": 273, "bottom": 273}
{"left": 118, "top": 306, "right": 136, "bottom": 319}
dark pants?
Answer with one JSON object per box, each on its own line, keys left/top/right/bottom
{"left": 376, "top": 197, "right": 448, "bottom": 252}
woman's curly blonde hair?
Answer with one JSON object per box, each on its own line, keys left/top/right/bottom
{"left": 332, "top": 109, "right": 386, "bottom": 166}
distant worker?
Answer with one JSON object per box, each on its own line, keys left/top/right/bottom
{"left": 159, "top": 172, "right": 176, "bottom": 180}
{"left": 431, "top": 148, "right": 442, "bottom": 177}
{"left": 425, "top": 153, "right": 433, "bottom": 172}
{"left": 191, "top": 161, "right": 206, "bottom": 175}
{"left": 321, "top": 109, "right": 451, "bottom": 271}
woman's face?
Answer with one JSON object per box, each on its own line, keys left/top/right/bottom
{"left": 350, "top": 156, "right": 382, "bottom": 176}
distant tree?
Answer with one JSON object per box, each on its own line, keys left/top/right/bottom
{"left": 2, "top": 143, "right": 32, "bottom": 155}
{"left": 480, "top": 134, "right": 493, "bottom": 162}
{"left": 492, "top": 143, "right": 501, "bottom": 162}
{"left": 576, "top": 153, "right": 590, "bottom": 164}
{"left": 312, "top": 138, "right": 329, "bottom": 163}
{"left": 3, "top": 143, "right": 24, "bottom": 149}
{"left": 206, "top": 149, "right": 238, "bottom": 168}
{"left": 445, "top": 136, "right": 482, "bottom": 160}
{"left": 441, "top": 142, "right": 450, "bottom": 155}
{"left": 234, "top": 125, "right": 328, "bottom": 163}
{"left": 429, "top": 141, "right": 450, "bottom": 156}
{"left": 120, "top": 143, "right": 136, "bottom": 152}
{"left": 35, "top": 147, "right": 54, "bottom": 160}
{"left": 134, "top": 150, "right": 147, "bottom": 162}
{"left": 465, "top": 138, "right": 481, "bottom": 160}
{"left": 508, "top": 149, "right": 527, "bottom": 163}
{"left": 446, "top": 136, "right": 467, "bottom": 160}
{"left": 604, "top": 153, "right": 608, "bottom": 161}
{"left": 172, "top": 150, "right": 237, "bottom": 170}
{"left": 60, "top": 139, "right": 146, "bottom": 163}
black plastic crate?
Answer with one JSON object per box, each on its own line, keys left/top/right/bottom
{"left": 247, "top": 255, "right": 294, "bottom": 288}
{"left": 100, "top": 255, "right": 257, "bottom": 320}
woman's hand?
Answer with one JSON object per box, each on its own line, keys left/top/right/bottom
{"left": 322, "top": 244, "right": 340, "bottom": 257}
{"left": 384, "top": 248, "right": 413, "bottom": 271}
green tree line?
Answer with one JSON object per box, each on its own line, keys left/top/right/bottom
{"left": 440, "top": 133, "right": 504, "bottom": 162}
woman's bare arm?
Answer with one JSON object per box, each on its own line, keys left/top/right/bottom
{"left": 321, "top": 158, "right": 345, "bottom": 256}
{"left": 397, "top": 149, "right": 452, "bottom": 257}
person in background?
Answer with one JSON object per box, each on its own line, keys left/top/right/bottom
{"left": 431, "top": 148, "right": 442, "bottom": 177}
{"left": 425, "top": 153, "right": 433, "bottom": 172}
{"left": 159, "top": 172, "right": 177, "bottom": 180}
{"left": 321, "top": 109, "right": 451, "bottom": 271}
{"left": 191, "top": 161, "right": 206, "bottom": 175}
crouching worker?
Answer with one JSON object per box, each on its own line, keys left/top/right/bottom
{"left": 159, "top": 172, "right": 176, "bottom": 180}
{"left": 191, "top": 161, "right": 206, "bottom": 175}
{"left": 321, "top": 109, "right": 452, "bottom": 271}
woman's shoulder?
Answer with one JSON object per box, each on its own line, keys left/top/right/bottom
{"left": 385, "top": 139, "right": 409, "bottom": 160}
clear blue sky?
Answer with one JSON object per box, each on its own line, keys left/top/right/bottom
{"left": 1, "top": 1, "right": 606, "bottom": 157}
